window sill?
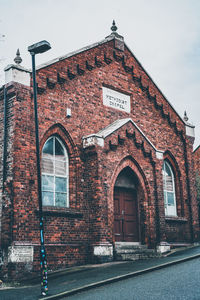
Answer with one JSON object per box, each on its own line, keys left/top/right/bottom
{"left": 35, "top": 207, "right": 83, "bottom": 218}
{"left": 165, "top": 216, "right": 188, "bottom": 223}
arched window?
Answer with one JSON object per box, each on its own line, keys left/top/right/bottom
{"left": 162, "top": 160, "right": 177, "bottom": 216}
{"left": 41, "top": 136, "right": 69, "bottom": 207}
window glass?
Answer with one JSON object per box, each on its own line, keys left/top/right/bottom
{"left": 55, "top": 193, "right": 66, "bottom": 207}
{"left": 42, "top": 136, "right": 69, "bottom": 207}
{"left": 55, "top": 138, "right": 65, "bottom": 158}
{"left": 164, "top": 191, "right": 167, "bottom": 205}
{"left": 42, "top": 191, "right": 54, "bottom": 206}
{"left": 42, "top": 175, "right": 54, "bottom": 191}
{"left": 55, "top": 160, "right": 67, "bottom": 175}
{"left": 165, "top": 163, "right": 173, "bottom": 192}
{"left": 162, "top": 161, "right": 177, "bottom": 216}
{"left": 167, "top": 192, "right": 175, "bottom": 205}
{"left": 55, "top": 177, "right": 67, "bottom": 192}
{"left": 42, "top": 158, "right": 54, "bottom": 174}
{"left": 43, "top": 138, "right": 53, "bottom": 155}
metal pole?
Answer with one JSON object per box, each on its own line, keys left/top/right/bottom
{"left": 31, "top": 52, "right": 48, "bottom": 296}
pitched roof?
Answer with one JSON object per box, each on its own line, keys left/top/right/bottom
{"left": 35, "top": 30, "right": 186, "bottom": 126}
{"left": 36, "top": 35, "right": 114, "bottom": 71}
{"left": 83, "top": 118, "right": 163, "bottom": 156}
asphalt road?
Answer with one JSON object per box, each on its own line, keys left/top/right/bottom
{"left": 66, "top": 258, "right": 200, "bottom": 300}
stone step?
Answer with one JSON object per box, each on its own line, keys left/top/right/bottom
{"left": 115, "top": 252, "right": 160, "bottom": 261}
{"left": 114, "top": 242, "right": 161, "bottom": 261}
{"left": 115, "top": 248, "right": 155, "bottom": 254}
{"left": 115, "top": 242, "right": 148, "bottom": 251}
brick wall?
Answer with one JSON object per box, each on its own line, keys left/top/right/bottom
{"left": 194, "top": 146, "right": 200, "bottom": 176}
{"left": 0, "top": 36, "right": 199, "bottom": 280}
{"left": 193, "top": 145, "right": 200, "bottom": 222}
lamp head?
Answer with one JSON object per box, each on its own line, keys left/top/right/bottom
{"left": 28, "top": 40, "right": 51, "bottom": 55}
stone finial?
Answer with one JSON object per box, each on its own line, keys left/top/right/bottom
{"left": 111, "top": 20, "right": 118, "bottom": 33}
{"left": 184, "top": 110, "right": 189, "bottom": 122}
{"left": 5, "top": 48, "right": 30, "bottom": 85}
{"left": 14, "top": 49, "right": 22, "bottom": 65}
{"left": 106, "top": 20, "right": 124, "bottom": 51}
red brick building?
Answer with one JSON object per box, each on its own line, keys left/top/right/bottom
{"left": 0, "top": 23, "right": 199, "bottom": 280}
{"left": 194, "top": 145, "right": 200, "bottom": 175}
{"left": 193, "top": 145, "right": 200, "bottom": 211}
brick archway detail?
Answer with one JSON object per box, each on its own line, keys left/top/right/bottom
{"left": 110, "top": 156, "right": 150, "bottom": 203}
{"left": 40, "top": 123, "right": 79, "bottom": 206}
{"left": 163, "top": 150, "right": 183, "bottom": 216}
{"left": 109, "top": 156, "right": 151, "bottom": 244}
{"left": 40, "top": 123, "right": 78, "bottom": 157}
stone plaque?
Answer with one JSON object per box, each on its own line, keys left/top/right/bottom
{"left": 8, "top": 246, "right": 34, "bottom": 263}
{"left": 103, "top": 87, "right": 130, "bottom": 113}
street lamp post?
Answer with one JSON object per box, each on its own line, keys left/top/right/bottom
{"left": 28, "top": 40, "right": 51, "bottom": 296}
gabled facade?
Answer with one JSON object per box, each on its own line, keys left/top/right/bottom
{"left": 0, "top": 24, "right": 199, "bottom": 280}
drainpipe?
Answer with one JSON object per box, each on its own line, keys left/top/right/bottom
{"left": 0, "top": 86, "right": 7, "bottom": 249}
{"left": 2, "top": 86, "right": 7, "bottom": 192}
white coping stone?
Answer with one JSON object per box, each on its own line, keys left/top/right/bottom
{"left": 93, "top": 244, "right": 113, "bottom": 257}
{"left": 5, "top": 64, "right": 30, "bottom": 86}
{"left": 156, "top": 151, "right": 164, "bottom": 160}
{"left": 8, "top": 245, "right": 34, "bottom": 263}
{"left": 185, "top": 124, "right": 195, "bottom": 138}
{"left": 157, "top": 242, "right": 170, "bottom": 253}
{"left": 97, "top": 118, "right": 130, "bottom": 139}
{"left": 83, "top": 136, "right": 104, "bottom": 148}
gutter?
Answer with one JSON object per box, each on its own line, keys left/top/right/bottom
{"left": 2, "top": 85, "right": 14, "bottom": 245}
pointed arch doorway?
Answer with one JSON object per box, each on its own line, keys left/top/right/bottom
{"left": 114, "top": 167, "right": 139, "bottom": 242}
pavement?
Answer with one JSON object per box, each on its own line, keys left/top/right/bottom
{"left": 0, "top": 245, "right": 200, "bottom": 300}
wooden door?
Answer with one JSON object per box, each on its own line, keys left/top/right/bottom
{"left": 114, "top": 187, "right": 139, "bottom": 242}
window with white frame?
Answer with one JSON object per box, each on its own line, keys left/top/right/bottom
{"left": 41, "top": 136, "right": 69, "bottom": 207}
{"left": 162, "top": 160, "right": 177, "bottom": 216}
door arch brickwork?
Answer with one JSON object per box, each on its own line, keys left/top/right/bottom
{"left": 109, "top": 157, "right": 152, "bottom": 245}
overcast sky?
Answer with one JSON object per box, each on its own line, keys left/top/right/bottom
{"left": 0, "top": 0, "right": 200, "bottom": 148}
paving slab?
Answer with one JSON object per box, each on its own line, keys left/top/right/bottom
{"left": 0, "top": 245, "right": 200, "bottom": 300}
